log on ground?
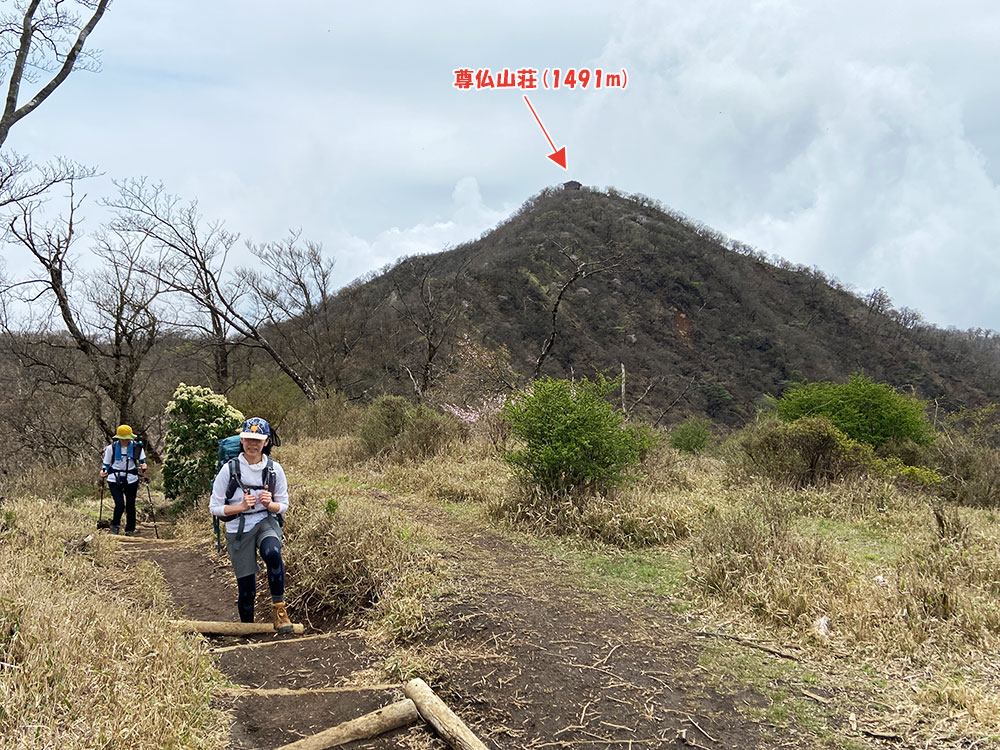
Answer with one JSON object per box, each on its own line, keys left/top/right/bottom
{"left": 275, "top": 698, "right": 419, "bottom": 750}
{"left": 404, "top": 678, "right": 488, "bottom": 750}
{"left": 170, "top": 619, "right": 305, "bottom": 635}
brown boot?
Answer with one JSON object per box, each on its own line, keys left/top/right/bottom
{"left": 272, "top": 601, "right": 293, "bottom": 634}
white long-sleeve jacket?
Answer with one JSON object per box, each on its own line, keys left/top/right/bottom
{"left": 209, "top": 453, "right": 289, "bottom": 535}
{"left": 102, "top": 443, "right": 146, "bottom": 485}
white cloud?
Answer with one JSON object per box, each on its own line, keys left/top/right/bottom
{"left": 331, "top": 176, "right": 511, "bottom": 285}
{"left": 581, "top": 0, "right": 1000, "bottom": 328}
{"left": 4, "top": 0, "right": 1000, "bottom": 331}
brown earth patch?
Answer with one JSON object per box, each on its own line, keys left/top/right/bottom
{"left": 118, "top": 497, "right": 808, "bottom": 749}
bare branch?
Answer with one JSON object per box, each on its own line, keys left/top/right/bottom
{"left": 534, "top": 244, "right": 623, "bottom": 379}
{"left": 0, "top": 0, "right": 111, "bottom": 150}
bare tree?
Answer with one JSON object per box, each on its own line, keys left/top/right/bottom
{"left": 0, "top": 0, "right": 111, "bottom": 150}
{"left": 109, "top": 180, "right": 320, "bottom": 401}
{"left": 238, "top": 233, "right": 367, "bottom": 398}
{"left": 108, "top": 179, "right": 238, "bottom": 392}
{"left": 322, "top": 274, "right": 387, "bottom": 396}
{"left": 0, "top": 152, "right": 88, "bottom": 211}
{"left": 533, "top": 246, "right": 622, "bottom": 378}
{"left": 5, "top": 183, "right": 166, "bottom": 456}
{"left": 390, "top": 254, "right": 471, "bottom": 402}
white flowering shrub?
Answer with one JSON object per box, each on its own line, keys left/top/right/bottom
{"left": 162, "top": 383, "right": 245, "bottom": 503}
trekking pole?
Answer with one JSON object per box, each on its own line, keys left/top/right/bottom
{"left": 98, "top": 478, "right": 106, "bottom": 529}
{"left": 143, "top": 477, "right": 159, "bottom": 539}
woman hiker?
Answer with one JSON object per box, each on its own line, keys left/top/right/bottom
{"left": 209, "top": 417, "right": 293, "bottom": 633}
{"left": 100, "top": 425, "right": 147, "bottom": 536}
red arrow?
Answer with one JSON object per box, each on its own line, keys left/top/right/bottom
{"left": 523, "top": 95, "right": 567, "bottom": 169}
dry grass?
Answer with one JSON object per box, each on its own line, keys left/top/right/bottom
{"left": 690, "top": 486, "right": 853, "bottom": 630}
{"left": 378, "top": 428, "right": 1000, "bottom": 744}
{"left": 380, "top": 444, "right": 513, "bottom": 505}
{"left": 677, "top": 473, "right": 1000, "bottom": 745}
{"left": 275, "top": 436, "right": 366, "bottom": 479}
{"left": 276, "top": 423, "right": 1000, "bottom": 744}
{"left": 467, "top": 442, "right": 719, "bottom": 548}
{"left": 0, "top": 497, "right": 229, "bottom": 749}
{"left": 281, "top": 480, "right": 445, "bottom": 641}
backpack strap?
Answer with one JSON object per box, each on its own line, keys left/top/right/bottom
{"left": 110, "top": 442, "right": 139, "bottom": 484}
{"left": 225, "top": 456, "right": 277, "bottom": 541}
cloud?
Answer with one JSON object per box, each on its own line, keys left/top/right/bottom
{"left": 5, "top": 0, "right": 1000, "bottom": 331}
{"left": 582, "top": 0, "right": 1000, "bottom": 328}
{"left": 326, "top": 176, "right": 511, "bottom": 286}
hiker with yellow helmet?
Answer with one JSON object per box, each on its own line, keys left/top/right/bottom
{"left": 209, "top": 417, "right": 293, "bottom": 633}
{"left": 100, "top": 425, "right": 148, "bottom": 536}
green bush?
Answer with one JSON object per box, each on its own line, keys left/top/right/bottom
{"left": 670, "top": 417, "right": 712, "bottom": 454}
{"left": 501, "top": 376, "right": 654, "bottom": 495}
{"left": 395, "top": 405, "right": 463, "bottom": 459}
{"left": 358, "top": 396, "right": 463, "bottom": 460}
{"left": 359, "top": 396, "right": 410, "bottom": 456}
{"left": 162, "top": 384, "right": 244, "bottom": 503}
{"left": 741, "top": 417, "right": 940, "bottom": 489}
{"left": 741, "top": 417, "right": 880, "bottom": 487}
{"left": 776, "top": 374, "right": 933, "bottom": 448}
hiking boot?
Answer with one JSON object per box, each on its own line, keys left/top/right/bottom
{"left": 272, "top": 602, "right": 293, "bottom": 634}
{"left": 124, "top": 530, "right": 135, "bottom": 537}
{"left": 110, "top": 525, "right": 120, "bottom": 535}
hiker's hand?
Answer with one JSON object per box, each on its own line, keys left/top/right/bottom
{"left": 244, "top": 491, "right": 256, "bottom": 510}
{"left": 100, "top": 470, "right": 107, "bottom": 478}
{"left": 259, "top": 490, "right": 273, "bottom": 509}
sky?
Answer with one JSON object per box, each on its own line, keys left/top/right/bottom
{"left": 5, "top": 0, "right": 1000, "bottom": 331}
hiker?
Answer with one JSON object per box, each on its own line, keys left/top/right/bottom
{"left": 209, "top": 417, "right": 293, "bottom": 633}
{"left": 100, "top": 424, "right": 147, "bottom": 536}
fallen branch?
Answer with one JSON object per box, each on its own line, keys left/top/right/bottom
{"left": 860, "top": 728, "right": 902, "bottom": 742}
{"left": 221, "top": 684, "right": 397, "bottom": 697}
{"left": 676, "top": 728, "right": 713, "bottom": 750}
{"left": 404, "top": 677, "right": 489, "bottom": 750}
{"left": 210, "top": 629, "right": 363, "bottom": 654}
{"left": 170, "top": 619, "right": 304, "bottom": 636}
{"left": 532, "top": 739, "right": 664, "bottom": 748}
{"left": 275, "top": 698, "right": 419, "bottom": 750}
{"left": 694, "top": 631, "right": 800, "bottom": 661}
{"left": 801, "top": 689, "right": 832, "bottom": 705}
{"left": 686, "top": 717, "right": 717, "bottom": 744}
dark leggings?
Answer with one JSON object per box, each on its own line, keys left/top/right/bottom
{"left": 108, "top": 481, "right": 138, "bottom": 532}
{"left": 235, "top": 536, "right": 285, "bottom": 623}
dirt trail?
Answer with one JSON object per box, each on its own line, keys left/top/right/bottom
{"left": 118, "top": 496, "right": 796, "bottom": 750}
{"left": 120, "top": 529, "right": 413, "bottom": 749}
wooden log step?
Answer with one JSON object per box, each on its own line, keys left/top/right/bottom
{"left": 170, "top": 619, "right": 305, "bottom": 635}
{"left": 222, "top": 683, "right": 398, "bottom": 697}
{"left": 404, "top": 678, "right": 489, "bottom": 750}
{"left": 210, "top": 629, "right": 363, "bottom": 654}
{"left": 275, "top": 698, "right": 420, "bottom": 750}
